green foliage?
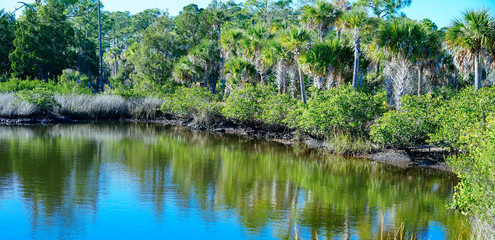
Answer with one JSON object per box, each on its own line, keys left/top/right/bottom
{"left": 448, "top": 115, "right": 495, "bottom": 238}
{"left": 222, "top": 84, "right": 269, "bottom": 123}
{"left": 370, "top": 94, "right": 441, "bottom": 148}
{"left": 160, "top": 87, "right": 222, "bottom": 118}
{"left": 0, "top": 10, "right": 15, "bottom": 77}
{"left": 58, "top": 70, "right": 93, "bottom": 94}
{"left": 430, "top": 87, "right": 495, "bottom": 149}
{"left": 259, "top": 93, "right": 297, "bottom": 126}
{"left": 16, "top": 87, "right": 59, "bottom": 115}
{"left": 224, "top": 56, "right": 257, "bottom": 88}
{"left": 295, "top": 86, "right": 387, "bottom": 136}
{"left": 9, "top": 0, "right": 75, "bottom": 80}
{"left": 0, "top": 78, "right": 51, "bottom": 93}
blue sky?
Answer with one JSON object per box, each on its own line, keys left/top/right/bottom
{"left": 1, "top": 0, "right": 495, "bottom": 28}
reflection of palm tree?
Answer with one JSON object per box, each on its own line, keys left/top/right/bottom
{"left": 446, "top": 9, "right": 495, "bottom": 89}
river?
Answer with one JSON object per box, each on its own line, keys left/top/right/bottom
{"left": 0, "top": 123, "right": 469, "bottom": 239}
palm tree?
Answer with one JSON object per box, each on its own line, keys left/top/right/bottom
{"left": 415, "top": 22, "right": 442, "bottom": 95}
{"left": 268, "top": 40, "right": 293, "bottom": 94}
{"left": 300, "top": 37, "right": 353, "bottom": 89}
{"left": 188, "top": 39, "right": 221, "bottom": 93}
{"left": 337, "top": 7, "right": 370, "bottom": 88}
{"left": 446, "top": 9, "right": 495, "bottom": 89}
{"left": 281, "top": 27, "right": 311, "bottom": 103}
{"left": 220, "top": 28, "right": 245, "bottom": 59}
{"left": 241, "top": 24, "right": 274, "bottom": 84}
{"left": 224, "top": 56, "right": 257, "bottom": 88}
{"left": 372, "top": 18, "right": 432, "bottom": 108}
{"left": 301, "top": 0, "right": 340, "bottom": 41}
{"left": 173, "top": 56, "right": 197, "bottom": 86}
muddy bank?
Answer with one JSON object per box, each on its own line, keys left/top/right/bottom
{"left": 0, "top": 115, "right": 453, "bottom": 172}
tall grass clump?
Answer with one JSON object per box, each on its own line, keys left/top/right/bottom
{"left": 55, "top": 94, "right": 130, "bottom": 120}
{"left": 0, "top": 93, "right": 36, "bottom": 118}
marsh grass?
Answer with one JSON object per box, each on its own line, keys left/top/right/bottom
{"left": 55, "top": 94, "right": 163, "bottom": 120}
{"left": 0, "top": 93, "right": 37, "bottom": 118}
{"left": 325, "top": 132, "right": 379, "bottom": 155}
{"left": 0, "top": 93, "right": 163, "bottom": 120}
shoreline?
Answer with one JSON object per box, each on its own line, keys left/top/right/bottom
{"left": 0, "top": 116, "right": 452, "bottom": 173}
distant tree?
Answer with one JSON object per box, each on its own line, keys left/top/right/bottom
{"left": 357, "top": 0, "right": 411, "bottom": 19}
{"left": 129, "top": 14, "right": 184, "bottom": 90}
{"left": 300, "top": 37, "right": 353, "bottom": 89}
{"left": 0, "top": 10, "right": 16, "bottom": 77}
{"left": 175, "top": 4, "right": 210, "bottom": 46}
{"left": 10, "top": 0, "right": 75, "bottom": 81}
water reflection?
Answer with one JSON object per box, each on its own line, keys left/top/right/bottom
{"left": 0, "top": 123, "right": 469, "bottom": 239}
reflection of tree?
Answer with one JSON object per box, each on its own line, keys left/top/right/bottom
{"left": 0, "top": 124, "right": 468, "bottom": 239}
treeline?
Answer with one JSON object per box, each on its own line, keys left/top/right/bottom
{"left": 1, "top": 0, "right": 495, "bottom": 238}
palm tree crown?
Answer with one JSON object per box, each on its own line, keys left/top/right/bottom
{"left": 446, "top": 9, "right": 495, "bottom": 89}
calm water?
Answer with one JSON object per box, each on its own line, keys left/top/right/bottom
{"left": 0, "top": 123, "right": 468, "bottom": 239}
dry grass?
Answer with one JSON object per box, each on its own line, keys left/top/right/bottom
{"left": 0, "top": 93, "right": 163, "bottom": 120}
{"left": 54, "top": 94, "right": 163, "bottom": 120}
{"left": 0, "top": 93, "right": 37, "bottom": 118}
{"left": 325, "top": 132, "right": 380, "bottom": 155}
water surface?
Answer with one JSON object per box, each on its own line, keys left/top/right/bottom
{"left": 0, "top": 123, "right": 468, "bottom": 239}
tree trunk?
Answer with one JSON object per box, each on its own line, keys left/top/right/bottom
{"left": 114, "top": 54, "right": 119, "bottom": 77}
{"left": 417, "top": 67, "right": 422, "bottom": 96}
{"left": 299, "top": 67, "right": 307, "bottom": 104}
{"left": 352, "top": 46, "right": 360, "bottom": 88}
{"left": 475, "top": 53, "right": 481, "bottom": 89}
{"left": 290, "top": 66, "right": 298, "bottom": 99}
{"left": 204, "top": 69, "right": 209, "bottom": 88}
{"left": 352, "top": 30, "right": 361, "bottom": 89}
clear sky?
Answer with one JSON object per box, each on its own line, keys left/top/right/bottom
{"left": 1, "top": 0, "right": 495, "bottom": 28}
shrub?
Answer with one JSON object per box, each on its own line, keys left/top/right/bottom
{"left": 430, "top": 87, "right": 495, "bottom": 149}
{"left": 259, "top": 91, "right": 297, "bottom": 127}
{"left": 160, "top": 87, "right": 222, "bottom": 119}
{"left": 448, "top": 115, "right": 495, "bottom": 239}
{"left": 0, "top": 78, "right": 54, "bottom": 93}
{"left": 295, "top": 86, "right": 387, "bottom": 136}
{"left": 58, "top": 69, "right": 94, "bottom": 94}
{"left": 222, "top": 84, "right": 269, "bottom": 123}
{"left": 370, "top": 94, "right": 441, "bottom": 148}
{"left": 16, "top": 87, "right": 59, "bottom": 115}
